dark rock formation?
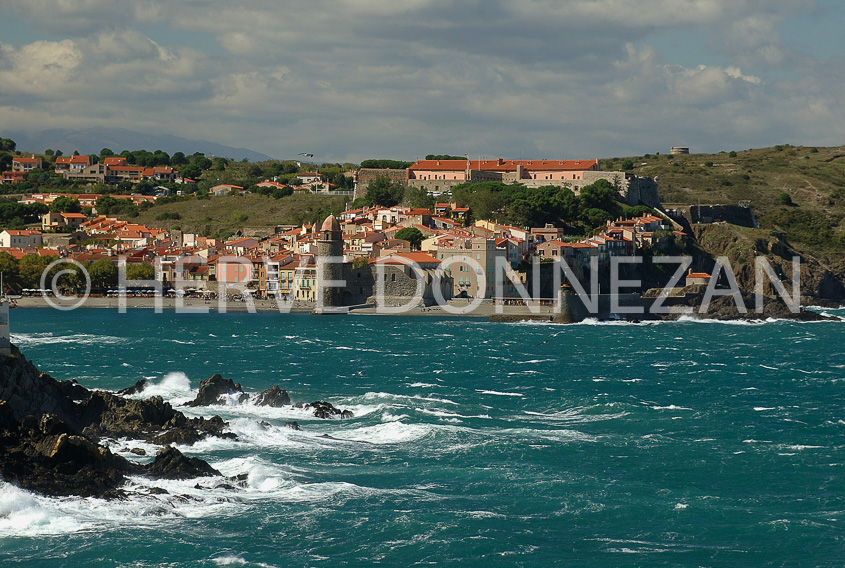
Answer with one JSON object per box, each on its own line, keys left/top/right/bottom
{"left": 1, "top": 349, "right": 357, "bottom": 498}
{"left": 253, "top": 385, "right": 291, "bottom": 407}
{"left": 673, "top": 293, "right": 836, "bottom": 321}
{"left": 0, "top": 405, "right": 128, "bottom": 498}
{"left": 284, "top": 421, "right": 301, "bottom": 430}
{"left": 184, "top": 374, "right": 248, "bottom": 407}
{"left": 304, "top": 401, "right": 354, "bottom": 419}
{"left": 0, "top": 346, "right": 228, "bottom": 498}
{"left": 78, "top": 391, "right": 234, "bottom": 446}
{"left": 144, "top": 446, "right": 221, "bottom": 480}
{"left": 117, "top": 379, "right": 147, "bottom": 395}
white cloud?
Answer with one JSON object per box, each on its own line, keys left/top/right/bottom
{"left": 0, "top": 0, "right": 842, "bottom": 161}
{"left": 0, "top": 40, "right": 83, "bottom": 96}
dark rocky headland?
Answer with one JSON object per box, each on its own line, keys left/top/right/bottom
{"left": 0, "top": 345, "right": 353, "bottom": 499}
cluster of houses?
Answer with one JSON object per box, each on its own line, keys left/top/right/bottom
{"left": 25, "top": 192, "right": 159, "bottom": 212}
{"left": 0, "top": 152, "right": 711, "bottom": 302}
{"left": 1, "top": 156, "right": 179, "bottom": 185}
{"left": 0, "top": 190, "right": 712, "bottom": 302}
{"left": 206, "top": 174, "right": 353, "bottom": 196}
{"left": 535, "top": 214, "right": 679, "bottom": 262}
{"left": 1, "top": 155, "right": 353, "bottom": 197}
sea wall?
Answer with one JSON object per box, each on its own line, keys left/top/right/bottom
{"left": 558, "top": 291, "right": 645, "bottom": 323}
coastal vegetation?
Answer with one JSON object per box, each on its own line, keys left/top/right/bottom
{"left": 450, "top": 179, "right": 652, "bottom": 234}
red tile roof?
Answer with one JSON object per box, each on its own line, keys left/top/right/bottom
{"left": 371, "top": 252, "right": 441, "bottom": 265}
{"left": 410, "top": 158, "right": 599, "bottom": 172}
{"left": 55, "top": 155, "right": 90, "bottom": 165}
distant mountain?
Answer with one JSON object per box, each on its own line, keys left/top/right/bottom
{"left": 6, "top": 127, "right": 273, "bottom": 162}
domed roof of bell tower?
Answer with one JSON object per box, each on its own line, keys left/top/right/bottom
{"left": 320, "top": 215, "right": 340, "bottom": 232}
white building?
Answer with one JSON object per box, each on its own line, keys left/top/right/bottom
{"left": 0, "top": 230, "right": 43, "bottom": 248}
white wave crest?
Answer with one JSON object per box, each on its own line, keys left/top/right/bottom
{"left": 522, "top": 407, "right": 629, "bottom": 424}
{"left": 575, "top": 318, "right": 657, "bottom": 326}
{"left": 416, "top": 408, "right": 490, "bottom": 420}
{"left": 10, "top": 332, "right": 128, "bottom": 347}
{"left": 476, "top": 389, "right": 524, "bottom": 397}
{"left": 131, "top": 372, "right": 195, "bottom": 403}
{"left": 211, "top": 556, "right": 248, "bottom": 566}
{"left": 359, "top": 391, "right": 459, "bottom": 406}
{"left": 332, "top": 421, "right": 432, "bottom": 445}
{"left": 0, "top": 482, "right": 86, "bottom": 536}
{"left": 675, "top": 315, "right": 781, "bottom": 325}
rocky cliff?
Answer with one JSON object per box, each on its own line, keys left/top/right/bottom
{"left": 0, "top": 345, "right": 226, "bottom": 498}
{"left": 0, "top": 345, "right": 357, "bottom": 499}
{"left": 691, "top": 224, "right": 845, "bottom": 302}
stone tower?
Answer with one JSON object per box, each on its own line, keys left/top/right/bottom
{"left": 316, "top": 214, "right": 346, "bottom": 308}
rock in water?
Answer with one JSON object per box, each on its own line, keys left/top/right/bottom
{"left": 305, "top": 401, "right": 354, "bottom": 419}
{"left": 253, "top": 385, "right": 291, "bottom": 407}
{"left": 78, "top": 391, "right": 234, "bottom": 446}
{"left": 184, "top": 374, "right": 249, "bottom": 406}
{"left": 144, "top": 446, "right": 221, "bottom": 480}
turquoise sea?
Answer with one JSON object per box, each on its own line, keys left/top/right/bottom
{"left": 2, "top": 307, "right": 845, "bottom": 567}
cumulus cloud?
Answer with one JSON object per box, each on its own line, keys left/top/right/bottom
{"left": 0, "top": 31, "right": 209, "bottom": 101}
{"left": 0, "top": 0, "right": 841, "bottom": 161}
{"left": 0, "top": 40, "right": 83, "bottom": 97}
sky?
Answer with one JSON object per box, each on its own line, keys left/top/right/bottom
{"left": 1, "top": 0, "right": 844, "bottom": 163}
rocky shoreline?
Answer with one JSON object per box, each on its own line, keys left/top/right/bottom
{"left": 0, "top": 345, "right": 353, "bottom": 499}
{"left": 491, "top": 295, "right": 840, "bottom": 324}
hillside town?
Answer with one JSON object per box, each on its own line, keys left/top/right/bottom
{"left": 0, "top": 149, "right": 738, "bottom": 314}
{"left": 0, "top": 198, "right": 691, "bottom": 305}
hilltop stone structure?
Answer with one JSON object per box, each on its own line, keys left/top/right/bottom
{"left": 353, "top": 158, "right": 660, "bottom": 208}
{"left": 354, "top": 168, "right": 409, "bottom": 200}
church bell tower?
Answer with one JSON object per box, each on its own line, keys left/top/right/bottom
{"left": 316, "top": 215, "right": 345, "bottom": 309}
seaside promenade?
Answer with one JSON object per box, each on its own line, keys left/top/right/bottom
{"left": 10, "top": 296, "right": 557, "bottom": 318}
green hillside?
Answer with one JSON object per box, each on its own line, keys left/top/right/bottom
{"left": 133, "top": 193, "right": 347, "bottom": 240}
{"left": 610, "top": 145, "right": 845, "bottom": 219}
{"left": 610, "top": 146, "right": 845, "bottom": 268}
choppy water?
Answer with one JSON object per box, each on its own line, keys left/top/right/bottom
{"left": 2, "top": 308, "right": 845, "bottom": 567}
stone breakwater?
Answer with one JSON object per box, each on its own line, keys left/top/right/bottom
{"left": 0, "top": 346, "right": 353, "bottom": 499}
